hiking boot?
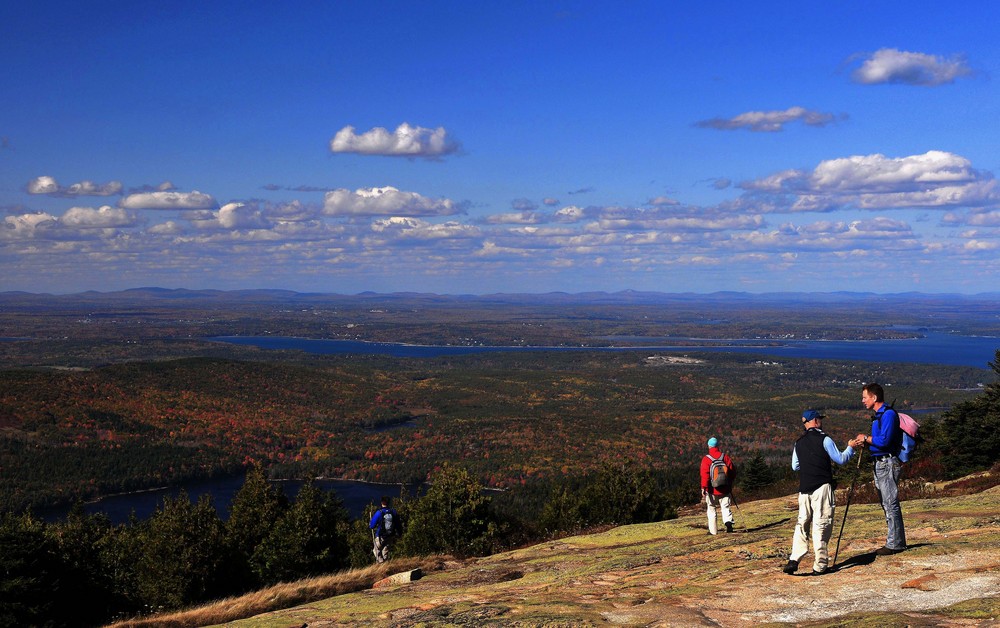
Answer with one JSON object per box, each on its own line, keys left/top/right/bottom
{"left": 875, "top": 546, "right": 905, "bottom": 556}
{"left": 782, "top": 560, "right": 798, "bottom": 574}
{"left": 725, "top": 521, "right": 734, "bottom": 533}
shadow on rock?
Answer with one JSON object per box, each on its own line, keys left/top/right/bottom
{"left": 738, "top": 518, "right": 791, "bottom": 533}
{"left": 832, "top": 541, "right": 930, "bottom": 572}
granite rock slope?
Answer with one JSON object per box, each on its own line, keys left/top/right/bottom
{"left": 221, "top": 484, "right": 1000, "bottom": 627}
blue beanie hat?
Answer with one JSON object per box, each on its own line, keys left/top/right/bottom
{"left": 707, "top": 437, "right": 718, "bottom": 448}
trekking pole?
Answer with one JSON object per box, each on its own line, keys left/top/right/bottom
{"left": 833, "top": 446, "right": 865, "bottom": 568}
{"left": 729, "top": 489, "right": 744, "bottom": 529}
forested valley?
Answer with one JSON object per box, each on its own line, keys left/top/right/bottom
{"left": 2, "top": 290, "right": 999, "bottom": 625}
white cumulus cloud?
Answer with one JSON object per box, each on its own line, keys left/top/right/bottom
{"left": 26, "top": 176, "right": 123, "bottom": 197}
{"left": 2, "top": 212, "right": 57, "bottom": 239}
{"left": 61, "top": 206, "right": 136, "bottom": 228}
{"left": 120, "top": 190, "right": 217, "bottom": 210}
{"left": 696, "top": 106, "right": 840, "bottom": 132}
{"left": 26, "top": 176, "right": 59, "bottom": 195}
{"left": 330, "top": 123, "right": 460, "bottom": 159}
{"left": 943, "top": 209, "right": 1000, "bottom": 227}
{"left": 369, "top": 216, "right": 479, "bottom": 241}
{"left": 851, "top": 48, "right": 972, "bottom": 86}
{"left": 323, "top": 186, "right": 466, "bottom": 217}
{"left": 739, "top": 151, "right": 1000, "bottom": 212}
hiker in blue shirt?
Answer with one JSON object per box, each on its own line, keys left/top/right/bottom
{"left": 369, "top": 496, "right": 400, "bottom": 563}
{"left": 855, "top": 383, "right": 907, "bottom": 555}
{"left": 783, "top": 410, "right": 857, "bottom": 575}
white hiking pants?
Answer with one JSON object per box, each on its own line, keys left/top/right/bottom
{"left": 705, "top": 493, "right": 733, "bottom": 535}
{"left": 790, "top": 482, "right": 835, "bottom": 573}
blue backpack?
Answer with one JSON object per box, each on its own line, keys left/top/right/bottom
{"left": 897, "top": 411, "right": 920, "bottom": 463}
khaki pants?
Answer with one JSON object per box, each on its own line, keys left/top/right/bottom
{"left": 790, "top": 483, "right": 835, "bottom": 573}
{"left": 373, "top": 535, "right": 392, "bottom": 563}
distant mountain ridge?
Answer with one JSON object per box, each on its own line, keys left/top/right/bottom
{"left": 3, "top": 287, "right": 1000, "bottom": 306}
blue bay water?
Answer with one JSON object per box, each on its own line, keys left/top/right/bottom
{"left": 212, "top": 332, "right": 1000, "bottom": 368}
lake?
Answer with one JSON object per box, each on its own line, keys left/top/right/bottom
{"left": 41, "top": 477, "right": 421, "bottom": 525}
{"left": 211, "top": 331, "right": 1000, "bottom": 368}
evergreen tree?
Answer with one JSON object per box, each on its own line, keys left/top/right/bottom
{"left": 931, "top": 349, "right": 1000, "bottom": 478}
{"left": 537, "top": 462, "right": 673, "bottom": 534}
{"left": 98, "top": 513, "right": 146, "bottom": 618}
{"left": 537, "top": 485, "right": 586, "bottom": 535}
{"left": 225, "top": 465, "right": 288, "bottom": 589}
{"left": 736, "top": 450, "right": 776, "bottom": 493}
{"left": 0, "top": 513, "right": 62, "bottom": 627}
{"left": 251, "top": 481, "right": 348, "bottom": 584}
{"left": 398, "top": 464, "right": 498, "bottom": 557}
{"left": 583, "top": 461, "right": 667, "bottom": 525}
{"left": 134, "top": 492, "right": 229, "bottom": 610}
{"left": 46, "top": 504, "right": 117, "bottom": 625}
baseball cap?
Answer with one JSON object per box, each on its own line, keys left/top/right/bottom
{"left": 802, "top": 409, "right": 825, "bottom": 422}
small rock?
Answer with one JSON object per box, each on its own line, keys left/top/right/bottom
{"left": 373, "top": 568, "right": 423, "bottom": 588}
{"left": 901, "top": 573, "right": 939, "bottom": 591}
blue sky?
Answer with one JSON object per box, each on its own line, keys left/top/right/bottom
{"left": 3, "top": 1, "right": 1000, "bottom": 295}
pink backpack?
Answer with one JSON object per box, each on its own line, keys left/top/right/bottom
{"left": 897, "top": 412, "right": 920, "bottom": 462}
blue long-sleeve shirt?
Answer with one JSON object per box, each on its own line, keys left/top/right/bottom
{"left": 869, "top": 405, "right": 902, "bottom": 457}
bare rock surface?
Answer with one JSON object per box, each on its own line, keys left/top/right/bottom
{"left": 221, "top": 484, "right": 1000, "bottom": 627}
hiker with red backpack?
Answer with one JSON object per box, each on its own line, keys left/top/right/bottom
{"left": 700, "top": 437, "right": 736, "bottom": 534}
{"left": 782, "top": 409, "right": 858, "bottom": 575}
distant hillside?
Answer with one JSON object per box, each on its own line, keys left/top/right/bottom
{"left": 4, "top": 286, "right": 1000, "bottom": 306}
{"left": 121, "top": 475, "right": 1000, "bottom": 627}
{"left": 4, "top": 287, "right": 1000, "bottom": 348}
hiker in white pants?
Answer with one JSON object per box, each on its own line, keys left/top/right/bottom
{"left": 700, "top": 437, "right": 736, "bottom": 534}
{"left": 783, "top": 410, "right": 858, "bottom": 575}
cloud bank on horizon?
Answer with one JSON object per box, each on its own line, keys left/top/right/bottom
{"left": 1, "top": 3, "right": 998, "bottom": 295}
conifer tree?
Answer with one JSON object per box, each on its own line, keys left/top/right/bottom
{"left": 134, "top": 492, "right": 229, "bottom": 610}
{"left": 399, "top": 464, "right": 499, "bottom": 557}
{"left": 46, "top": 504, "right": 117, "bottom": 625}
{"left": 932, "top": 349, "right": 1000, "bottom": 477}
{"left": 251, "top": 481, "right": 348, "bottom": 584}
{"left": 225, "top": 465, "right": 288, "bottom": 588}
{"left": 737, "top": 450, "right": 776, "bottom": 493}
{"left": 0, "top": 513, "right": 61, "bottom": 626}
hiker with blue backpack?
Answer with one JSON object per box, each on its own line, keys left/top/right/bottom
{"left": 700, "top": 437, "right": 736, "bottom": 534}
{"left": 782, "top": 410, "right": 858, "bottom": 575}
{"left": 855, "top": 383, "right": 908, "bottom": 556}
{"left": 369, "top": 496, "right": 401, "bottom": 563}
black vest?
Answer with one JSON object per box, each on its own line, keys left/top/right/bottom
{"left": 795, "top": 428, "right": 834, "bottom": 494}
